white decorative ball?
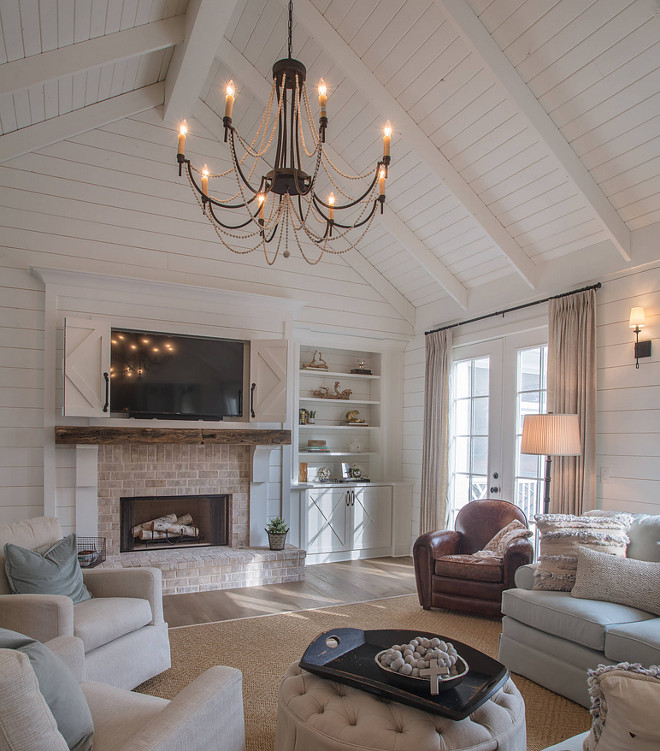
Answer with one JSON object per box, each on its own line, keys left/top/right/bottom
{"left": 400, "top": 663, "right": 413, "bottom": 675}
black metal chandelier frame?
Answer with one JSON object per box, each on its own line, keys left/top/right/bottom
{"left": 176, "top": 1, "right": 391, "bottom": 265}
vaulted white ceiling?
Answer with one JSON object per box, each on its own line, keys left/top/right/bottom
{"left": 1, "top": 0, "right": 659, "bottom": 327}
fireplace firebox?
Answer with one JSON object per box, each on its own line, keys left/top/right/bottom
{"left": 120, "top": 494, "right": 229, "bottom": 552}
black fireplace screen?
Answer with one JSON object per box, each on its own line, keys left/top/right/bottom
{"left": 120, "top": 494, "right": 229, "bottom": 552}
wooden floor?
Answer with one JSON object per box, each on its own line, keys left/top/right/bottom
{"left": 163, "top": 557, "right": 417, "bottom": 627}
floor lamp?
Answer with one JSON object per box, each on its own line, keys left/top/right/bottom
{"left": 521, "top": 414, "right": 581, "bottom": 514}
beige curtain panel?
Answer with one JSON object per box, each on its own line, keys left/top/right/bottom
{"left": 547, "top": 289, "right": 597, "bottom": 514}
{"left": 420, "top": 329, "right": 452, "bottom": 534}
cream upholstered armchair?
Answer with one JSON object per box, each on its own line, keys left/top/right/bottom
{"left": 0, "top": 635, "right": 246, "bottom": 751}
{"left": 0, "top": 517, "right": 170, "bottom": 689}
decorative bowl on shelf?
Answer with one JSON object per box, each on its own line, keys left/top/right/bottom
{"left": 374, "top": 651, "right": 469, "bottom": 695}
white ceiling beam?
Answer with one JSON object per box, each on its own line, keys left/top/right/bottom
{"left": 289, "top": 0, "right": 536, "bottom": 289}
{"left": 437, "top": 0, "right": 631, "bottom": 263}
{"left": 194, "top": 92, "right": 416, "bottom": 326}
{"left": 0, "top": 17, "right": 184, "bottom": 97}
{"left": 217, "top": 37, "right": 466, "bottom": 310}
{"left": 0, "top": 83, "right": 165, "bottom": 163}
{"left": 164, "top": 0, "right": 241, "bottom": 123}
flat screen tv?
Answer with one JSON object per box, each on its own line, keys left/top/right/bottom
{"left": 110, "top": 329, "right": 245, "bottom": 420}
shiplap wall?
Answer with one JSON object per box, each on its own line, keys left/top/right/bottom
{"left": 403, "top": 264, "right": 660, "bottom": 542}
{"left": 596, "top": 263, "right": 660, "bottom": 514}
{"left": 0, "top": 109, "right": 410, "bottom": 528}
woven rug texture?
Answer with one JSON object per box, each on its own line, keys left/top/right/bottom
{"left": 138, "top": 594, "right": 590, "bottom": 750}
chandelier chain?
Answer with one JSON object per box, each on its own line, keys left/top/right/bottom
{"left": 288, "top": 0, "right": 293, "bottom": 58}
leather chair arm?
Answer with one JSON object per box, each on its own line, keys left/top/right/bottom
{"left": 502, "top": 538, "right": 534, "bottom": 589}
{"left": 413, "top": 531, "right": 461, "bottom": 609}
{"left": 0, "top": 594, "right": 74, "bottom": 642}
{"left": 83, "top": 567, "right": 164, "bottom": 625}
{"left": 415, "top": 530, "right": 462, "bottom": 558}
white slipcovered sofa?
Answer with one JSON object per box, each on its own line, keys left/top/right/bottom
{"left": 498, "top": 512, "right": 660, "bottom": 706}
{"left": 0, "top": 517, "right": 170, "bottom": 689}
{"left": 0, "top": 634, "right": 245, "bottom": 751}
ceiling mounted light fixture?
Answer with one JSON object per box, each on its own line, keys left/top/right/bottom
{"left": 176, "top": 0, "right": 391, "bottom": 265}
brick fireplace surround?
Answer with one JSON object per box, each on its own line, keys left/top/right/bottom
{"left": 84, "top": 441, "right": 305, "bottom": 595}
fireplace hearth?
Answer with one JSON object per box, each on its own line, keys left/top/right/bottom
{"left": 120, "top": 494, "right": 229, "bottom": 552}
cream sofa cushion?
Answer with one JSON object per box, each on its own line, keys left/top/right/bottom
{"left": 74, "top": 597, "right": 152, "bottom": 652}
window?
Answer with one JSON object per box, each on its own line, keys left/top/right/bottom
{"left": 514, "top": 346, "right": 548, "bottom": 521}
{"left": 448, "top": 357, "right": 490, "bottom": 526}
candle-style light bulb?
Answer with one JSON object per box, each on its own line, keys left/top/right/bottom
{"left": 178, "top": 120, "right": 187, "bottom": 155}
{"left": 201, "top": 165, "right": 209, "bottom": 196}
{"left": 225, "top": 80, "right": 235, "bottom": 119}
{"left": 378, "top": 168, "right": 386, "bottom": 196}
{"left": 383, "top": 120, "right": 392, "bottom": 158}
{"left": 328, "top": 192, "right": 335, "bottom": 221}
{"left": 318, "top": 79, "right": 327, "bottom": 119}
{"left": 257, "top": 192, "right": 265, "bottom": 220}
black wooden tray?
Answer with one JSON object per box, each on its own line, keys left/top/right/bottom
{"left": 299, "top": 627, "right": 509, "bottom": 720}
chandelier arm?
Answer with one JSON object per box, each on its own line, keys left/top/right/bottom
{"left": 206, "top": 201, "right": 255, "bottom": 230}
{"left": 329, "top": 199, "right": 379, "bottom": 230}
{"left": 296, "top": 77, "right": 319, "bottom": 158}
{"left": 313, "top": 170, "right": 379, "bottom": 209}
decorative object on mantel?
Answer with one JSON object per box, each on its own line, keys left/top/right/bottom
{"left": 313, "top": 382, "right": 352, "bottom": 399}
{"left": 302, "top": 351, "right": 328, "bottom": 370}
{"left": 345, "top": 410, "right": 367, "bottom": 425}
{"left": 317, "top": 466, "right": 331, "bottom": 483}
{"left": 299, "top": 462, "right": 308, "bottom": 483}
{"left": 175, "top": 1, "right": 392, "bottom": 265}
{"left": 350, "top": 359, "right": 372, "bottom": 375}
{"left": 265, "top": 516, "right": 289, "bottom": 550}
{"left": 54, "top": 426, "right": 291, "bottom": 446}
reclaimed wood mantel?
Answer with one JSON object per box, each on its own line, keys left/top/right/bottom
{"left": 55, "top": 426, "right": 291, "bottom": 446}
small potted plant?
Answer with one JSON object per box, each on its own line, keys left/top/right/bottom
{"left": 308, "top": 410, "right": 316, "bottom": 424}
{"left": 265, "top": 516, "right": 289, "bottom": 550}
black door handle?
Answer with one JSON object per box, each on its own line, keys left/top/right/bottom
{"left": 250, "top": 383, "right": 256, "bottom": 418}
{"left": 490, "top": 486, "right": 499, "bottom": 493}
{"left": 103, "top": 372, "right": 109, "bottom": 413}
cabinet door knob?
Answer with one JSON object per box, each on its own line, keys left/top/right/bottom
{"left": 490, "top": 486, "right": 499, "bottom": 494}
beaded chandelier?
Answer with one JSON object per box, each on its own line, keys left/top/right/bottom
{"left": 176, "top": 1, "right": 391, "bottom": 265}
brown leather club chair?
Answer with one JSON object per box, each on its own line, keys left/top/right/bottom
{"left": 413, "top": 498, "right": 534, "bottom": 618}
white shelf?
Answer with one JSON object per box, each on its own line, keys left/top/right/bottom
{"left": 299, "top": 369, "right": 380, "bottom": 380}
{"left": 298, "top": 425, "right": 376, "bottom": 430}
{"left": 299, "top": 397, "right": 379, "bottom": 405}
{"left": 298, "top": 451, "right": 376, "bottom": 457}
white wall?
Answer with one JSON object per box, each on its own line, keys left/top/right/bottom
{"left": 595, "top": 263, "right": 660, "bottom": 515}
{"left": 0, "top": 108, "right": 411, "bottom": 529}
{"left": 403, "top": 263, "right": 660, "bottom": 540}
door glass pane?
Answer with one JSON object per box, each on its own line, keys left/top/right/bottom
{"left": 513, "top": 345, "right": 548, "bottom": 524}
{"left": 448, "top": 357, "right": 490, "bottom": 526}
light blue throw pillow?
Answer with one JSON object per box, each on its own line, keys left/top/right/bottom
{"left": 4, "top": 533, "right": 92, "bottom": 603}
{"left": 0, "top": 628, "right": 94, "bottom": 750}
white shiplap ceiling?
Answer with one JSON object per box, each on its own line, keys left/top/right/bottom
{"left": 1, "top": 0, "right": 658, "bottom": 325}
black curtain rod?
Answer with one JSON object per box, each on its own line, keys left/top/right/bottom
{"left": 425, "top": 282, "right": 602, "bottom": 336}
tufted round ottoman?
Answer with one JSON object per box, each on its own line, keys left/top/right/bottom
{"left": 275, "top": 661, "right": 526, "bottom": 751}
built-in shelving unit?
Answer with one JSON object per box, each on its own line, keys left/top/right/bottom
{"left": 293, "top": 345, "right": 382, "bottom": 484}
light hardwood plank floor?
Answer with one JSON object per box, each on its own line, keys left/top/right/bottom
{"left": 164, "top": 556, "right": 417, "bottom": 627}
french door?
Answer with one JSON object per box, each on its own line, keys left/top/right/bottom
{"left": 448, "top": 331, "right": 547, "bottom": 526}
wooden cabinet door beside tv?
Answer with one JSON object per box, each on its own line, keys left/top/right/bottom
{"left": 62, "top": 319, "right": 289, "bottom": 423}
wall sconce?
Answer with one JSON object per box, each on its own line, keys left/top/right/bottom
{"left": 629, "top": 307, "right": 651, "bottom": 369}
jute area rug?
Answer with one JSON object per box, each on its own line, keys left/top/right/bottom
{"left": 138, "top": 594, "right": 590, "bottom": 750}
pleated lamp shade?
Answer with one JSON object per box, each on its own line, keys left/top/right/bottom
{"left": 521, "top": 414, "right": 581, "bottom": 456}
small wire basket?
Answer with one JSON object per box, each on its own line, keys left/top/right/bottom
{"left": 76, "top": 537, "right": 106, "bottom": 568}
